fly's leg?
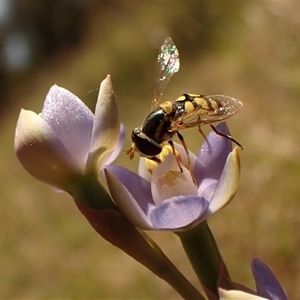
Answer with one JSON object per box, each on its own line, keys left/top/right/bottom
{"left": 198, "top": 126, "right": 207, "bottom": 141}
{"left": 126, "top": 147, "right": 135, "bottom": 159}
{"left": 210, "top": 124, "right": 244, "bottom": 149}
{"left": 176, "top": 131, "right": 196, "bottom": 184}
{"left": 168, "top": 140, "right": 183, "bottom": 173}
{"left": 198, "top": 125, "right": 214, "bottom": 152}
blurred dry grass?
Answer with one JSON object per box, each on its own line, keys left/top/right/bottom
{"left": 2, "top": 2, "right": 300, "bottom": 299}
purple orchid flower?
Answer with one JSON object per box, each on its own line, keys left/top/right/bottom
{"left": 15, "top": 75, "right": 124, "bottom": 192}
{"left": 14, "top": 78, "right": 206, "bottom": 300}
{"left": 105, "top": 122, "right": 240, "bottom": 231}
{"left": 219, "top": 258, "right": 289, "bottom": 300}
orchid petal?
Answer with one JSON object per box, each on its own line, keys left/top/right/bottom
{"left": 15, "top": 109, "right": 81, "bottom": 190}
{"left": 149, "top": 196, "right": 209, "bottom": 230}
{"left": 87, "top": 75, "right": 120, "bottom": 172}
{"left": 103, "top": 124, "right": 125, "bottom": 167}
{"left": 252, "top": 258, "right": 289, "bottom": 300}
{"left": 194, "top": 122, "right": 232, "bottom": 186}
{"left": 138, "top": 157, "right": 151, "bottom": 182}
{"left": 105, "top": 166, "right": 155, "bottom": 230}
{"left": 41, "top": 85, "right": 94, "bottom": 170}
{"left": 219, "top": 289, "right": 268, "bottom": 300}
{"left": 198, "top": 180, "right": 218, "bottom": 200}
{"left": 205, "top": 147, "right": 240, "bottom": 216}
{"left": 151, "top": 164, "right": 197, "bottom": 205}
{"left": 106, "top": 165, "right": 155, "bottom": 207}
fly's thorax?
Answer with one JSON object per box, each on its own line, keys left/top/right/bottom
{"left": 159, "top": 100, "right": 173, "bottom": 114}
{"left": 142, "top": 108, "right": 166, "bottom": 135}
{"left": 141, "top": 106, "right": 175, "bottom": 144}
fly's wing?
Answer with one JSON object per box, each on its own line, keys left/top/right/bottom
{"left": 151, "top": 37, "right": 180, "bottom": 109}
{"left": 169, "top": 94, "right": 243, "bottom": 131}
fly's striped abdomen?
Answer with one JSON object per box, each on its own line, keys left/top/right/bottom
{"left": 169, "top": 93, "right": 243, "bottom": 132}
{"left": 175, "top": 93, "right": 221, "bottom": 115}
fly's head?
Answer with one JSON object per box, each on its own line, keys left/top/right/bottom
{"left": 126, "top": 127, "right": 162, "bottom": 160}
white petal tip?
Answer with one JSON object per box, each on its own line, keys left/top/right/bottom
{"left": 219, "top": 289, "right": 267, "bottom": 300}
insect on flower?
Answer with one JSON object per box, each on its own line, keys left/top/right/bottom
{"left": 127, "top": 37, "right": 243, "bottom": 176}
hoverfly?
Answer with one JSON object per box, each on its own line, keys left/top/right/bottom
{"left": 127, "top": 37, "right": 243, "bottom": 175}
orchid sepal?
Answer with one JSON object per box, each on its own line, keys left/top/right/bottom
{"left": 86, "top": 75, "right": 121, "bottom": 174}
{"left": 15, "top": 108, "right": 81, "bottom": 191}
{"left": 204, "top": 146, "right": 241, "bottom": 217}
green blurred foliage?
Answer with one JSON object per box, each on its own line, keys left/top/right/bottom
{"left": 2, "top": 2, "right": 300, "bottom": 299}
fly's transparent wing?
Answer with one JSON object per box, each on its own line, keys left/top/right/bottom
{"left": 170, "top": 94, "right": 243, "bottom": 131}
{"left": 152, "top": 37, "right": 180, "bottom": 109}
{"left": 200, "top": 95, "right": 243, "bottom": 122}
{"left": 204, "top": 94, "right": 243, "bottom": 120}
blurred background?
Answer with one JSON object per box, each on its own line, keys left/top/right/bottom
{"left": 2, "top": 2, "right": 300, "bottom": 299}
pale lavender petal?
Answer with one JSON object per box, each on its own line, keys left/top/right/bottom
{"left": 252, "top": 259, "right": 289, "bottom": 300}
{"left": 15, "top": 109, "right": 81, "bottom": 190}
{"left": 149, "top": 196, "right": 209, "bottom": 230}
{"left": 105, "top": 166, "right": 155, "bottom": 230}
{"left": 106, "top": 165, "right": 155, "bottom": 207}
{"left": 205, "top": 147, "right": 240, "bottom": 216}
{"left": 138, "top": 157, "right": 151, "bottom": 182}
{"left": 194, "top": 122, "right": 232, "bottom": 186}
{"left": 103, "top": 124, "right": 125, "bottom": 167}
{"left": 41, "top": 85, "right": 94, "bottom": 170}
{"left": 198, "top": 179, "right": 218, "bottom": 200}
{"left": 87, "top": 75, "right": 120, "bottom": 171}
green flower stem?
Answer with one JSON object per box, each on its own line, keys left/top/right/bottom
{"left": 155, "top": 249, "right": 206, "bottom": 300}
{"left": 141, "top": 232, "right": 206, "bottom": 300}
{"left": 176, "top": 220, "right": 221, "bottom": 296}
{"left": 67, "top": 174, "right": 117, "bottom": 210}
{"left": 77, "top": 206, "right": 206, "bottom": 300}
{"left": 70, "top": 176, "right": 204, "bottom": 299}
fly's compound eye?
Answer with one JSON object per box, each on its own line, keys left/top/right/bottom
{"left": 132, "top": 128, "right": 162, "bottom": 157}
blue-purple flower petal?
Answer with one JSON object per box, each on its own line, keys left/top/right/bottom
{"left": 194, "top": 122, "right": 232, "bottom": 187}
{"left": 149, "top": 196, "right": 209, "bottom": 230}
{"left": 252, "top": 258, "right": 289, "bottom": 300}
{"left": 106, "top": 165, "right": 154, "bottom": 209}
{"left": 105, "top": 166, "right": 155, "bottom": 229}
